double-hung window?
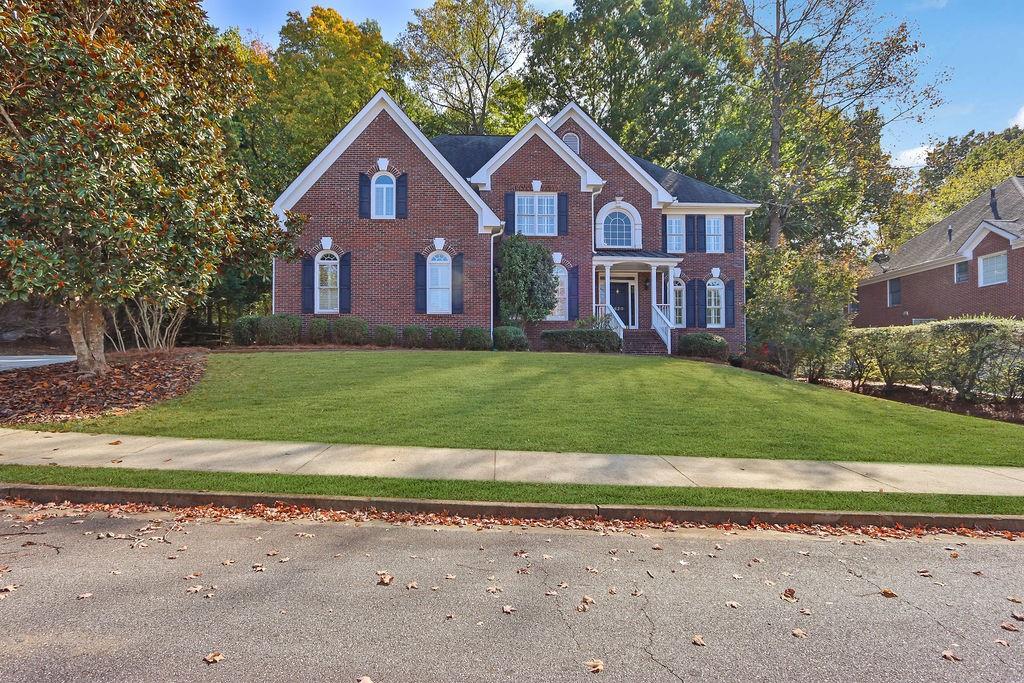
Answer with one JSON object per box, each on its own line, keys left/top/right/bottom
{"left": 706, "top": 278, "right": 724, "bottom": 328}
{"left": 705, "top": 215, "right": 725, "bottom": 253}
{"left": 667, "top": 217, "right": 684, "bottom": 253}
{"left": 427, "top": 251, "right": 452, "bottom": 314}
{"left": 954, "top": 261, "right": 969, "bottom": 284}
{"left": 516, "top": 193, "right": 557, "bottom": 236}
{"left": 316, "top": 252, "right": 339, "bottom": 313}
{"left": 546, "top": 265, "right": 569, "bottom": 321}
{"left": 887, "top": 277, "right": 901, "bottom": 307}
{"left": 979, "top": 252, "right": 1008, "bottom": 286}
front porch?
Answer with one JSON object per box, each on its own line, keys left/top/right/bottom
{"left": 592, "top": 251, "right": 683, "bottom": 354}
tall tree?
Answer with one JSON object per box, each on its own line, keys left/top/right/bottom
{"left": 0, "top": 0, "right": 297, "bottom": 374}
{"left": 399, "top": 0, "right": 536, "bottom": 135}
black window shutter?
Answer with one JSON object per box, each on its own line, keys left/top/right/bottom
{"left": 568, "top": 265, "right": 579, "bottom": 320}
{"left": 358, "top": 173, "right": 371, "bottom": 218}
{"left": 696, "top": 279, "right": 707, "bottom": 327}
{"left": 504, "top": 193, "right": 515, "bottom": 235}
{"left": 724, "top": 215, "right": 735, "bottom": 253}
{"left": 301, "top": 256, "right": 314, "bottom": 313}
{"left": 685, "top": 215, "right": 695, "bottom": 252}
{"left": 661, "top": 214, "right": 668, "bottom": 252}
{"left": 557, "top": 193, "right": 569, "bottom": 235}
{"left": 452, "top": 253, "right": 464, "bottom": 314}
{"left": 396, "top": 173, "right": 408, "bottom": 218}
{"left": 339, "top": 252, "right": 352, "bottom": 313}
{"left": 414, "top": 253, "right": 426, "bottom": 313}
{"left": 685, "top": 279, "right": 696, "bottom": 328}
{"left": 725, "top": 279, "right": 735, "bottom": 327}
{"left": 695, "top": 215, "right": 707, "bottom": 253}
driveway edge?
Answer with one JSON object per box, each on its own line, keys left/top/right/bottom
{"left": 3, "top": 483, "right": 1024, "bottom": 531}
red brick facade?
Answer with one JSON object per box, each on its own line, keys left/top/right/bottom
{"left": 855, "top": 232, "right": 1023, "bottom": 326}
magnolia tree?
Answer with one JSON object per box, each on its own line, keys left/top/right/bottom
{"left": 495, "top": 234, "right": 556, "bottom": 325}
{"left": 0, "top": 0, "right": 298, "bottom": 375}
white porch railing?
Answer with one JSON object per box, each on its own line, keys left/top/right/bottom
{"left": 593, "top": 303, "right": 626, "bottom": 339}
{"left": 652, "top": 303, "right": 672, "bottom": 354}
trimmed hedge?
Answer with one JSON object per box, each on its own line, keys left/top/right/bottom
{"left": 431, "top": 326, "right": 459, "bottom": 349}
{"left": 461, "top": 326, "right": 491, "bottom": 350}
{"left": 540, "top": 329, "right": 621, "bottom": 353}
{"left": 676, "top": 332, "right": 729, "bottom": 360}
{"left": 232, "top": 315, "right": 259, "bottom": 346}
{"left": 307, "top": 318, "right": 331, "bottom": 344}
{"left": 373, "top": 324, "right": 397, "bottom": 347}
{"left": 493, "top": 325, "right": 529, "bottom": 351}
{"left": 256, "top": 314, "right": 301, "bottom": 345}
{"left": 402, "top": 325, "right": 428, "bottom": 348}
{"left": 332, "top": 316, "right": 369, "bottom": 345}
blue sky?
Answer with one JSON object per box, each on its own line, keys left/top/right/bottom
{"left": 203, "top": 0, "right": 1024, "bottom": 166}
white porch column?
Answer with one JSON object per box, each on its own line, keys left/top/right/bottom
{"left": 649, "top": 265, "right": 658, "bottom": 307}
{"left": 603, "top": 264, "right": 612, "bottom": 313}
{"left": 668, "top": 273, "right": 676, "bottom": 325}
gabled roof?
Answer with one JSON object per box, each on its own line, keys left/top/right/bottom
{"left": 632, "top": 156, "right": 755, "bottom": 206}
{"left": 273, "top": 90, "right": 501, "bottom": 233}
{"left": 467, "top": 118, "right": 604, "bottom": 191}
{"left": 864, "top": 176, "right": 1024, "bottom": 282}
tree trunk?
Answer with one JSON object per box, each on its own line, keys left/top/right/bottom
{"left": 767, "top": 0, "right": 784, "bottom": 248}
{"left": 64, "top": 298, "right": 110, "bottom": 376}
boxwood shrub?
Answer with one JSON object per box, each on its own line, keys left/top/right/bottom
{"left": 332, "top": 316, "right": 369, "bottom": 345}
{"left": 431, "top": 326, "right": 459, "bottom": 349}
{"left": 232, "top": 315, "right": 259, "bottom": 346}
{"left": 373, "top": 324, "right": 397, "bottom": 347}
{"left": 402, "top": 325, "right": 428, "bottom": 348}
{"left": 676, "top": 332, "right": 729, "bottom": 360}
{"left": 307, "top": 318, "right": 331, "bottom": 344}
{"left": 256, "top": 314, "right": 300, "bottom": 345}
{"left": 493, "top": 325, "right": 529, "bottom": 351}
{"left": 460, "top": 326, "right": 491, "bottom": 350}
{"left": 540, "top": 329, "right": 621, "bottom": 353}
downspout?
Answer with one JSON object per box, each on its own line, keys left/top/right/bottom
{"left": 590, "top": 183, "right": 604, "bottom": 316}
{"left": 489, "top": 223, "right": 504, "bottom": 340}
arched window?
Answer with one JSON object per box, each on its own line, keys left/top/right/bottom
{"left": 427, "top": 251, "right": 452, "bottom": 314}
{"left": 596, "top": 202, "right": 641, "bottom": 249}
{"left": 547, "top": 265, "right": 569, "bottom": 321}
{"left": 371, "top": 172, "right": 395, "bottom": 218}
{"left": 706, "top": 278, "right": 724, "bottom": 328}
{"left": 316, "top": 251, "right": 340, "bottom": 313}
{"left": 603, "top": 211, "right": 632, "bottom": 247}
{"left": 672, "top": 278, "right": 685, "bottom": 326}
{"left": 562, "top": 132, "right": 580, "bottom": 155}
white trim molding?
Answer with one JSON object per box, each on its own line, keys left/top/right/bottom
{"left": 595, "top": 200, "right": 643, "bottom": 249}
{"left": 273, "top": 90, "right": 501, "bottom": 233}
{"left": 978, "top": 251, "right": 1009, "bottom": 287}
{"left": 470, "top": 117, "right": 603, "bottom": 192}
{"left": 958, "top": 221, "right": 1020, "bottom": 259}
{"left": 663, "top": 202, "right": 760, "bottom": 212}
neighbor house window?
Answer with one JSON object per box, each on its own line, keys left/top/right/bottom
{"left": 979, "top": 252, "right": 1008, "bottom": 286}
{"left": 372, "top": 172, "right": 395, "bottom": 218}
{"left": 667, "top": 217, "right": 684, "bottom": 253}
{"left": 887, "top": 277, "right": 901, "bottom": 307}
{"left": 954, "top": 261, "right": 969, "bottom": 284}
{"left": 603, "top": 211, "right": 633, "bottom": 247}
{"left": 562, "top": 132, "right": 580, "bottom": 154}
{"left": 546, "top": 265, "right": 568, "bottom": 321}
{"left": 516, "top": 193, "right": 557, "bottom": 236}
{"left": 705, "top": 215, "right": 725, "bottom": 253}
{"left": 672, "top": 278, "right": 685, "bottom": 326}
{"left": 427, "top": 251, "right": 452, "bottom": 314}
{"left": 706, "top": 278, "right": 724, "bottom": 328}
{"left": 315, "top": 251, "right": 339, "bottom": 313}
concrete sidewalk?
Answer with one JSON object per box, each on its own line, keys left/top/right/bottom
{"left": 1, "top": 427, "right": 1023, "bottom": 496}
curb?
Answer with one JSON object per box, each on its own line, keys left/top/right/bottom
{"left": 3, "top": 483, "right": 1024, "bottom": 531}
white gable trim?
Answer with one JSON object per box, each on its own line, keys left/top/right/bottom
{"left": 273, "top": 90, "right": 501, "bottom": 233}
{"left": 664, "top": 203, "right": 760, "bottom": 213}
{"left": 469, "top": 118, "right": 603, "bottom": 192}
{"left": 547, "top": 103, "right": 675, "bottom": 209}
{"left": 957, "top": 221, "right": 1020, "bottom": 259}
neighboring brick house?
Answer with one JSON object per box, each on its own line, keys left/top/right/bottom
{"left": 272, "top": 91, "right": 758, "bottom": 353}
{"left": 855, "top": 177, "right": 1024, "bottom": 327}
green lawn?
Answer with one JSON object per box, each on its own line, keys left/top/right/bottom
{"left": 2, "top": 464, "right": 1022, "bottom": 516}
{"left": 43, "top": 350, "right": 1024, "bottom": 466}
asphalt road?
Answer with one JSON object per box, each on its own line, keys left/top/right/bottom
{"left": 1, "top": 506, "right": 1022, "bottom": 682}
{"left": 0, "top": 355, "right": 75, "bottom": 372}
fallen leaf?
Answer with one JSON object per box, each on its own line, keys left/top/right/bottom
{"left": 445, "top": 574, "right": 456, "bottom": 580}
{"left": 692, "top": 635, "right": 705, "bottom": 647}
{"left": 799, "top": 608, "right": 811, "bottom": 615}
{"left": 995, "top": 639, "right": 1009, "bottom": 647}
{"left": 1009, "top": 596, "right": 1022, "bottom": 604}
{"left": 376, "top": 572, "right": 394, "bottom": 586}
{"left": 486, "top": 586, "right": 502, "bottom": 594}
{"left": 1012, "top": 611, "right": 1024, "bottom": 621}
{"left": 949, "top": 552, "right": 959, "bottom": 559}
{"left": 357, "top": 677, "right": 374, "bottom": 683}
{"left": 295, "top": 532, "right": 314, "bottom": 538}
{"left": 203, "top": 652, "right": 224, "bottom": 665}
{"left": 108, "top": 440, "right": 122, "bottom": 445}
{"left": 781, "top": 588, "right": 798, "bottom": 603}
{"left": 941, "top": 650, "right": 961, "bottom": 662}
{"left": 502, "top": 604, "right": 516, "bottom": 614}
{"left": 585, "top": 658, "right": 604, "bottom": 673}
{"left": 1000, "top": 622, "right": 1019, "bottom": 632}
{"left": 880, "top": 588, "right": 898, "bottom": 598}
{"left": 252, "top": 564, "right": 264, "bottom": 573}
{"left": 405, "top": 581, "right": 418, "bottom": 590}
{"left": 792, "top": 628, "right": 808, "bottom": 638}
{"left": 77, "top": 593, "right": 92, "bottom": 600}
{"left": 545, "top": 591, "right": 558, "bottom": 597}
{"left": 221, "top": 560, "right": 235, "bottom": 566}
{"left": 726, "top": 601, "right": 740, "bottom": 609}
{"left": 651, "top": 544, "right": 662, "bottom": 551}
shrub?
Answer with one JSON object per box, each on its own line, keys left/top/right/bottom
{"left": 493, "top": 325, "right": 529, "bottom": 351}
{"left": 232, "top": 315, "right": 259, "bottom": 346}
{"left": 838, "top": 330, "right": 877, "bottom": 392}
{"left": 431, "top": 326, "right": 459, "bottom": 349}
{"left": 332, "top": 316, "right": 369, "bottom": 345}
{"left": 402, "top": 325, "right": 428, "bottom": 348}
{"left": 307, "top": 318, "right": 331, "bottom": 344}
{"left": 575, "top": 314, "right": 612, "bottom": 331}
{"left": 728, "top": 353, "right": 744, "bottom": 368}
{"left": 460, "top": 326, "right": 491, "bottom": 350}
{"left": 256, "top": 314, "right": 300, "bottom": 345}
{"left": 495, "top": 234, "right": 557, "bottom": 325}
{"left": 540, "top": 329, "right": 621, "bottom": 352}
{"left": 931, "top": 318, "right": 1021, "bottom": 401}
{"left": 676, "top": 332, "right": 729, "bottom": 360}
{"left": 373, "top": 324, "right": 397, "bottom": 347}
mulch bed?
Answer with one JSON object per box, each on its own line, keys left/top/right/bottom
{"left": 818, "top": 379, "right": 1024, "bottom": 425}
{"left": 0, "top": 350, "right": 208, "bottom": 425}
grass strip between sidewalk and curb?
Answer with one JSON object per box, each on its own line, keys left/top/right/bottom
{"left": 2, "top": 464, "right": 1024, "bottom": 516}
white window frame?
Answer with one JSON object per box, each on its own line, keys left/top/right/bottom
{"left": 706, "top": 277, "right": 725, "bottom": 328}
{"left": 953, "top": 261, "right": 969, "bottom": 284}
{"left": 371, "top": 171, "right": 396, "bottom": 219}
{"left": 595, "top": 202, "right": 642, "bottom": 249}
{"left": 546, "top": 265, "right": 569, "bottom": 321}
{"left": 426, "top": 250, "right": 452, "bottom": 314}
{"left": 978, "top": 251, "right": 1008, "bottom": 287}
{"left": 705, "top": 215, "right": 725, "bottom": 254}
{"left": 515, "top": 192, "right": 558, "bottom": 236}
{"left": 672, "top": 278, "right": 685, "bottom": 326}
{"left": 887, "top": 277, "right": 901, "bottom": 307}
{"left": 315, "top": 250, "right": 340, "bottom": 314}
{"left": 562, "top": 132, "right": 580, "bottom": 155}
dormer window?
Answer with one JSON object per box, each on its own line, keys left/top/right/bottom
{"left": 371, "top": 172, "right": 396, "bottom": 219}
{"left": 562, "top": 132, "right": 580, "bottom": 155}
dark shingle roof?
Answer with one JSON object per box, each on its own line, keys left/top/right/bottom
{"left": 429, "top": 133, "right": 752, "bottom": 205}
{"left": 873, "top": 177, "right": 1024, "bottom": 275}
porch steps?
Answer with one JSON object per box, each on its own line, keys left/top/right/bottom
{"left": 622, "top": 330, "right": 668, "bottom": 355}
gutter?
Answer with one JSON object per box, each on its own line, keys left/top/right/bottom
{"left": 489, "top": 224, "right": 504, "bottom": 338}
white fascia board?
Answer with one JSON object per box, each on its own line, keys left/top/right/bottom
{"left": 547, "top": 103, "right": 674, "bottom": 209}
{"left": 272, "top": 90, "right": 500, "bottom": 232}
{"left": 592, "top": 255, "right": 681, "bottom": 265}
{"left": 469, "top": 118, "right": 604, "bottom": 192}
{"left": 957, "top": 222, "right": 1020, "bottom": 259}
{"left": 663, "top": 203, "right": 760, "bottom": 213}
{"left": 859, "top": 255, "right": 963, "bottom": 286}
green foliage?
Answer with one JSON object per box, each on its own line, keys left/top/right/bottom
{"left": 402, "top": 325, "right": 429, "bottom": 348}
{"left": 460, "top": 326, "right": 491, "bottom": 350}
{"left": 747, "top": 242, "right": 864, "bottom": 379}
{"left": 333, "top": 317, "right": 370, "bottom": 345}
{"left": 493, "top": 325, "right": 529, "bottom": 351}
{"left": 373, "top": 325, "right": 397, "bottom": 347}
{"left": 540, "top": 329, "right": 621, "bottom": 353}
{"left": 307, "top": 318, "right": 331, "bottom": 344}
{"left": 676, "top": 333, "right": 729, "bottom": 360}
{"left": 496, "top": 235, "right": 557, "bottom": 325}
{"left": 256, "top": 315, "right": 301, "bottom": 345}
{"left": 575, "top": 314, "right": 612, "bottom": 331}
{"left": 232, "top": 315, "right": 260, "bottom": 347}
{"left": 431, "top": 326, "right": 459, "bottom": 349}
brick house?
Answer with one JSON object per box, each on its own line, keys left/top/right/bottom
{"left": 855, "top": 177, "right": 1024, "bottom": 327}
{"left": 272, "top": 91, "right": 758, "bottom": 353}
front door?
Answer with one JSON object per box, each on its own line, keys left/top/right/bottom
{"left": 610, "top": 282, "right": 632, "bottom": 327}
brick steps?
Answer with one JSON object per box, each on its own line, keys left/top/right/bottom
{"left": 622, "top": 330, "right": 668, "bottom": 355}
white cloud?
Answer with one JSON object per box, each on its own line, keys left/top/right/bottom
{"left": 1010, "top": 104, "right": 1024, "bottom": 129}
{"left": 894, "top": 145, "right": 932, "bottom": 168}
{"left": 910, "top": 0, "right": 949, "bottom": 9}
